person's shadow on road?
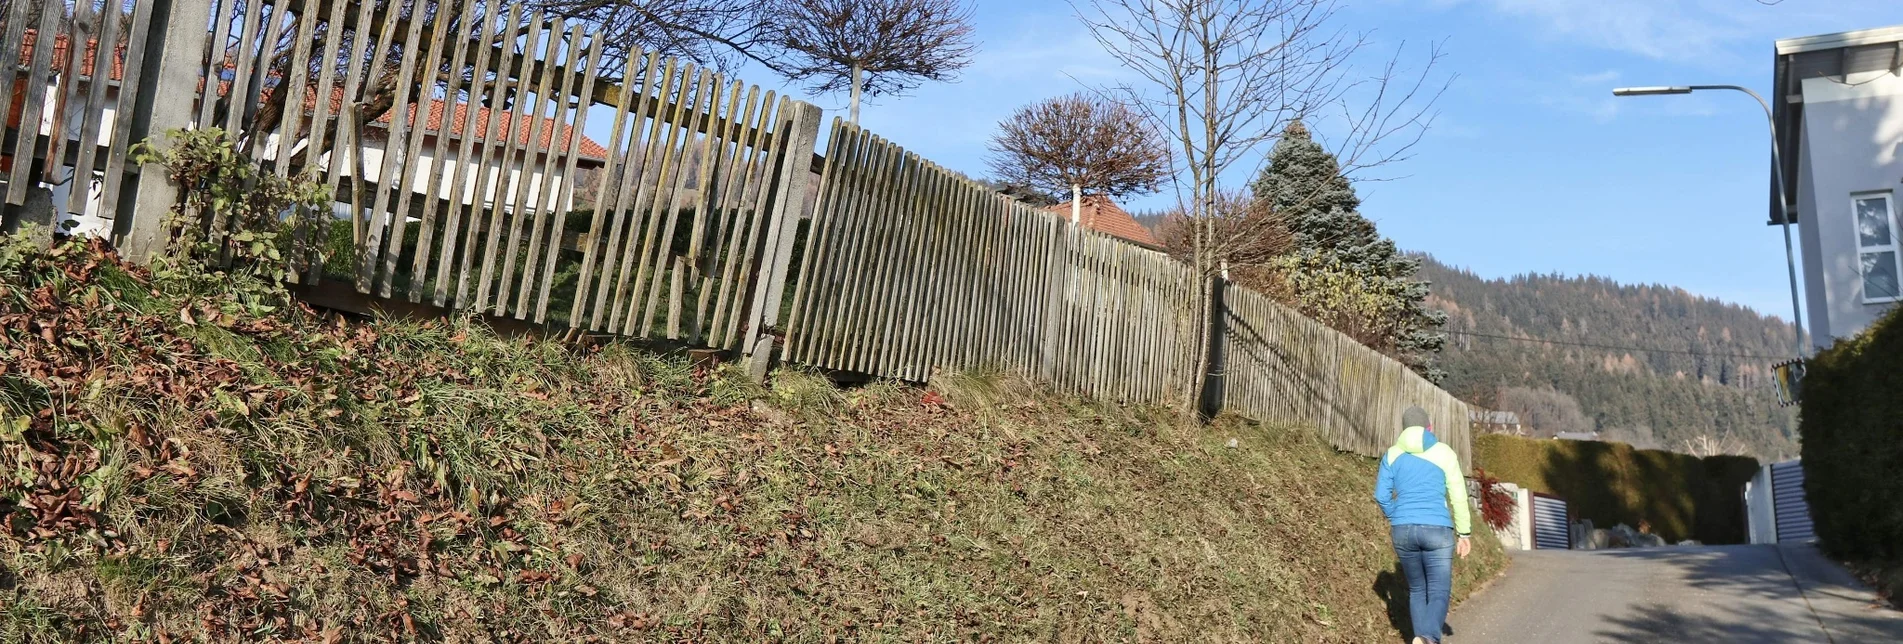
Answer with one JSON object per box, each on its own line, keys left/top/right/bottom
{"left": 1374, "top": 565, "right": 1457, "bottom": 643}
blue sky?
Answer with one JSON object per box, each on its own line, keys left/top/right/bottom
{"left": 631, "top": 0, "right": 1903, "bottom": 320}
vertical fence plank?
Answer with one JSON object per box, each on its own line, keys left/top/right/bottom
{"left": 407, "top": 0, "right": 479, "bottom": 301}
{"left": 357, "top": 0, "right": 430, "bottom": 292}
{"left": 603, "top": 55, "right": 679, "bottom": 333}
{"left": 429, "top": 0, "right": 499, "bottom": 304}
{"left": 514, "top": 23, "right": 588, "bottom": 319}
{"left": 618, "top": 60, "right": 697, "bottom": 335}
{"left": 67, "top": 0, "right": 122, "bottom": 218}
{"left": 375, "top": 1, "right": 452, "bottom": 297}
{"left": 475, "top": 9, "right": 548, "bottom": 313}
{"left": 459, "top": 3, "right": 525, "bottom": 308}
{"left": 97, "top": 0, "right": 155, "bottom": 224}
{"left": 572, "top": 50, "right": 651, "bottom": 326}
{"left": 784, "top": 116, "right": 850, "bottom": 362}
{"left": 7, "top": 1, "right": 60, "bottom": 206}
{"left": 704, "top": 84, "right": 764, "bottom": 348}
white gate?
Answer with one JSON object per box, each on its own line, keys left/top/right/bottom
{"left": 1531, "top": 493, "right": 1572, "bottom": 549}
{"left": 1771, "top": 460, "right": 1815, "bottom": 543}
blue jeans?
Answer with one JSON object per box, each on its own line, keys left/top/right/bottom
{"left": 1392, "top": 524, "right": 1455, "bottom": 642}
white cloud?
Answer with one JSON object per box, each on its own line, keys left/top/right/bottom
{"left": 1538, "top": 93, "right": 1622, "bottom": 124}
{"left": 1571, "top": 69, "right": 1622, "bottom": 85}
{"left": 1416, "top": 0, "right": 1899, "bottom": 68}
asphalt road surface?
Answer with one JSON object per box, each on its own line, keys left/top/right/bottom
{"left": 1447, "top": 543, "right": 1903, "bottom": 643}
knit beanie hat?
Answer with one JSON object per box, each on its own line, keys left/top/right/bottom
{"left": 1401, "top": 405, "right": 1431, "bottom": 431}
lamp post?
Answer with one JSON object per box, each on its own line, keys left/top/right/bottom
{"left": 1613, "top": 85, "right": 1809, "bottom": 358}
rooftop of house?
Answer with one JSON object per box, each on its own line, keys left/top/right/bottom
{"left": 1769, "top": 24, "right": 1903, "bottom": 225}
{"left": 1042, "top": 195, "right": 1162, "bottom": 249}
{"left": 20, "top": 28, "right": 610, "bottom": 167}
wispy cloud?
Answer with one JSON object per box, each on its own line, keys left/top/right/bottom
{"left": 1571, "top": 69, "right": 1621, "bottom": 85}
{"left": 1410, "top": 0, "right": 1898, "bottom": 68}
{"left": 1539, "top": 94, "right": 1622, "bottom": 124}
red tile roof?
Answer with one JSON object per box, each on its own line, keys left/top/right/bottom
{"left": 375, "top": 97, "right": 610, "bottom": 163}
{"left": 205, "top": 80, "right": 612, "bottom": 166}
{"left": 1044, "top": 196, "right": 1162, "bottom": 249}
{"left": 20, "top": 30, "right": 127, "bottom": 82}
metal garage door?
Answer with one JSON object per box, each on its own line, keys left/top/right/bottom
{"left": 1531, "top": 493, "right": 1571, "bottom": 549}
{"left": 1772, "top": 460, "right": 1815, "bottom": 543}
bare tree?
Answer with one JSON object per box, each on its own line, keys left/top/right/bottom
{"left": 525, "top": 0, "right": 783, "bottom": 71}
{"left": 1074, "top": 0, "right": 1444, "bottom": 413}
{"left": 779, "top": 0, "right": 977, "bottom": 123}
{"left": 1679, "top": 434, "right": 1750, "bottom": 458}
{"left": 986, "top": 92, "right": 1170, "bottom": 225}
{"left": 1155, "top": 189, "right": 1291, "bottom": 274}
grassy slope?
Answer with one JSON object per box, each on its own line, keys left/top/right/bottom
{"left": 0, "top": 239, "right": 1504, "bottom": 641}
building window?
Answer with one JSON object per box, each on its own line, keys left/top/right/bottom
{"left": 1854, "top": 192, "right": 1903, "bottom": 303}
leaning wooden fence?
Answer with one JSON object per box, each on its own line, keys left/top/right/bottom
{"left": 182, "top": 0, "right": 819, "bottom": 356}
{"left": 1219, "top": 285, "right": 1471, "bottom": 464}
{"left": 0, "top": 0, "right": 160, "bottom": 232}
{"left": 788, "top": 120, "right": 1471, "bottom": 464}
{"left": 786, "top": 120, "right": 1200, "bottom": 405}
{"left": 3, "top": 0, "right": 1473, "bottom": 465}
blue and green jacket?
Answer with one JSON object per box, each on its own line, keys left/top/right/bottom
{"left": 1373, "top": 426, "right": 1472, "bottom": 536}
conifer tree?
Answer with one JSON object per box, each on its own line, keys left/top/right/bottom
{"left": 1251, "top": 121, "right": 1446, "bottom": 380}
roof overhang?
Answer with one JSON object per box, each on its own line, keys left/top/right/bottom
{"left": 1770, "top": 25, "right": 1903, "bottom": 225}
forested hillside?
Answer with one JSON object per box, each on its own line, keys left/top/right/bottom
{"left": 1420, "top": 257, "right": 1800, "bottom": 460}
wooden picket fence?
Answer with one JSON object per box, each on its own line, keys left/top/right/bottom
{"left": 1219, "top": 285, "right": 1471, "bottom": 464}
{"left": 786, "top": 120, "right": 1200, "bottom": 405}
{"left": 0, "top": 0, "right": 1471, "bottom": 464}
{"left": 0, "top": 0, "right": 159, "bottom": 228}
{"left": 790, "top": 120, "right": 1470, "bottom": 463}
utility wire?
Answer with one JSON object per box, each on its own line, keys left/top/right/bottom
{"left": 1443, "top": 329, "right": 1798, "bottom": 361}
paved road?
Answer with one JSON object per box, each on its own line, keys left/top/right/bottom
{"left": 1447, "top": 543, "right": 1903, "bottom": 643}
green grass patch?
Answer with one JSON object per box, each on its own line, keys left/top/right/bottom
{"left": 0, "top": 237, "right": 1505, "bottom": 641}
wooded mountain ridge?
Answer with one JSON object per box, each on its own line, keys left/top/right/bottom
{"left": 1418, "top": 256, "right": 1800, "bottom": 460}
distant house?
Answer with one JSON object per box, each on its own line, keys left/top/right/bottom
{"left": 1043, "top": 195, "right": 1164, "bottom": 250}
{"left": 1555, "top": 432, "right": 1601, "bottom": 442}
{"left": 1471, "top": 409, "right": 1524, "bottom": 435}
{"left": 10, "top": 30, "right": 608, "bottom": 236}
{"left": 1771, "top": 25, "right": 1903, "bottom": 348}
{"left": 302, "top": 97, "right": 611, "bottom": 221}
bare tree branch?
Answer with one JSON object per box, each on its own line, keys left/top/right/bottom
{"left": 778, "top": 0, "right": 976, "bottom": 122}
{"left": 1072, "top": 0, "right": 1445, "bottom": 414}
{"left": 986, "top": 92, "right": 1169, "bottom": 214}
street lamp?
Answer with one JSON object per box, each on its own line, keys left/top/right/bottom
{"left": 1613, "top": 84, "right": 1809, "bottom": 359}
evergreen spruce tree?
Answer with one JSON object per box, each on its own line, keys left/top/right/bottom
{"left": 1251, "top": 121, "right": 1447, "bottom": 381}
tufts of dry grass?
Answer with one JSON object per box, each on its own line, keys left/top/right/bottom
{"left": 0, "top": 238, "right": 1504, "bottom": 641}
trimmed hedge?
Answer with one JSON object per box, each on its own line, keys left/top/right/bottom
{"left": 1475, "top": 434, "right": 1759, "bottom": 544}
{"left": 1802, "top": 304, "right": 1903, "bottom": 561}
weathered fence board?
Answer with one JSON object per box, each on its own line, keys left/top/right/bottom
{"left": 165, "top": 0, "right": 811, "bottom": 355}
{"left": 788, "top": 119, "right": 1199, "bottom": 405}
{"left": 0, "top": 0, "right": 158, "bottom": 231}
{"left": 789, "top": 119, "right": 1470, "bottom": 464}
{"left": 1220, "top": 285, "right": 1471, "bottom": 465}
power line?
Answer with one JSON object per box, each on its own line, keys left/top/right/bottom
{"left": 1443, "top": 329, "right": 1798, "bottom": 361}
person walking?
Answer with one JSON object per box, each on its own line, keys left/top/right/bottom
{"left": 1374, "top": 405, "right": 1472, "bottom": 644}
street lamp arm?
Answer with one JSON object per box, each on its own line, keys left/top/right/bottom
{"left": 1612, "top": 83, "right": 1809, "bottom": 357}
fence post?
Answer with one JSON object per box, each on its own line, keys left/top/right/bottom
{"left": 1198, "top": 273, "right": 1229, "bottom": 419}
{"left": 1037, "top": 223, "right": 1067, "bottom": 383}
{"left": 742, "top": 100, "right": 825, "bottom": 381}
{"left": 116, "top": 0, "right": 213, "bottom": 264}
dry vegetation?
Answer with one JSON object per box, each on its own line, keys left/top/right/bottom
{"left": 0, "top": 237, "right": 1503, "bottom": 641}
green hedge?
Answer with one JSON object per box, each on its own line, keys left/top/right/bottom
{"left": 1475, "top": 434, "right": 1759, "bottom": 544}
{"left": 1802, "top": 305, "right": 1903, "bottom": 561}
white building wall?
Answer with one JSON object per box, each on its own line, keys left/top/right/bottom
{"left": 1796, "top": 69, "right": 1903, "bottom": 347}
